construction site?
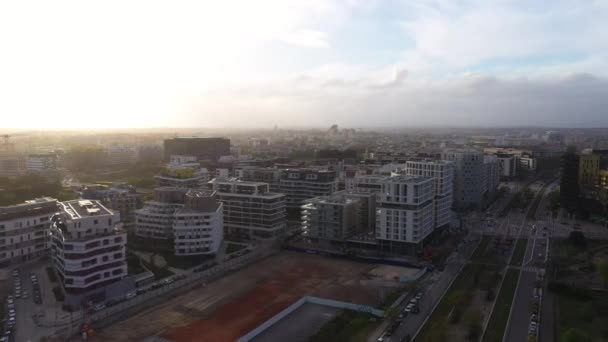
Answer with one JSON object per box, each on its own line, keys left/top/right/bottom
{"left": 90, "top": 252, "right": 420, "bottom": 342}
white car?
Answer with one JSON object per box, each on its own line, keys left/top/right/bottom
{"left": 125, "top": 291, "right": 137, "bottom": 299}
{"left": 93, "top": 303, "right": 106, "bottom": 311}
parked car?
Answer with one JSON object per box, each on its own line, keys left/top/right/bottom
{"left": 415, "top": 292, "right": 423, "bottom": 300}
{"left": 125, "top": 291, "right": 137, "bottom": 299}
{"left": 93, "top": 303, "right": 106, "bottom": 311}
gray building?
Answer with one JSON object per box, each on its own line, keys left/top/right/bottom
{"left": 209, "top": 178, "right": 286, "bottom": 241}
{"left": 301, "top": 192, "right": 365, "bottom": 242}
{"left": 279, "top": 169, "right": 338, "bottom": 210}
{"left": 163, "top": 137, "right": 230, "bottom": 163}
{"left": 441, "top": 150, "right": 485, "bottom": 209}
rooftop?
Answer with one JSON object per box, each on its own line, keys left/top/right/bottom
{"left": 381, "top": 175, "right": 433, "bottom": 184}
{"left": 61, "top": 199, "right": 114, "bottom": 219}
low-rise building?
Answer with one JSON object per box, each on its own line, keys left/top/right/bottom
{"left": 0, "top": 197, "right": 58, "bottom": 267}
{"left": 301, "top": 192, "right": 362, "bottom": 242}
{"left": 209, "top": 178, "right": 286, "bottom": 240}
{"left": 155, "top": 160, "right": 209, "bottom": 189}
{"left": 344, "top": 174, "right": 387, "bottom": 193}
{"left": 82, "top": 184, "right": 140, "bottom": 229}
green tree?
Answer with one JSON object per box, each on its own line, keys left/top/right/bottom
{"left": 598, "top": 258, "right": 608, "bottom": 287}
{"left": 561, "top": 328, "right": 591, "bottom": 342}
{"left": 464, "top": 309, "right": 482, "bottom": 340}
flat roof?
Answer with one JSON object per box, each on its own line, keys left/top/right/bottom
{"left": 250, "top": 302, "right": 341, "bottom": 342}
{"left": 61, "top": 199, "right": 113, "bottom": 219}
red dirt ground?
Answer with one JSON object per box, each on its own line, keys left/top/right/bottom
{"left": 164, "top": 255, "right": 378, "bottom": 342}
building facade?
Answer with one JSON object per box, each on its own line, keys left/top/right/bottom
{"left": 344, "top": 175, "right": 387, "bottom": 193}
{"left": 235, "top": 167, "right": 282, "bottom": 192}
{"left": 375, "top": 176, "right": 435, "bottom": 254}
{"left": 135, "top": 188, "right": 223, "bottom": 256}
{"left": 279, "top": 169, "right": 338, "bottom": 210}
{"left": 209, "top": 178, "right": 286, "bottom": 240}
{"left": 26, "top": 153, "right": 58, "bottom": 173}
{"left": 0, "top": 197, "right": 58, "bottom": 267}
{"left": 404, "top": 159, "right": 454, "bottom": 229}
{"left": 49, "top": 200, "right": 128, "bottom": 297}
{"left": 441, "top": 150, "right": 485, "bottom": 209}
{"left": 301, "top": 192, "right": 362, "bottom": 242}
{"left": 82, "top": 184, "right": 140, "bottom": 229}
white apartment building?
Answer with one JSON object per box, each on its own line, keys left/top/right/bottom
{"left": 279, "top": 169, "right": 338, "bottom": 210}
{"left": 376, "top": 176, "right": 435, "bottom": 254}
{"left": 49, "top": 200, "right": 127, "bottom": 295}
{"left": 0, "top": 197, "right": 58, "bottom": 267}
{"left": 136, "top": 188, "right": 223, "bottom": 256}
{"left": 496, "top": 154, "right": 518, "bottom": 179}
{"left": 441, "top": 150, "right": 485, "bottom": 209}
{"left": 209, "top": 178, "right": 286, "bottom": 240}
{"left": 404, "top": 159, "right": 454, "bottom": 229}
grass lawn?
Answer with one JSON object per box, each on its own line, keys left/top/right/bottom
{"left": 141, "top": 259, "right": 174, "bottom": 280}
{"left": 510, "top": 239, "right": 528, "bottom": 266}
{"left": 472, "top": 236, "right": 492, "bottom": 261}
{"left": 225, "top": 242, "right": 248, "bottom": 254}
{"left": 557, "top": 293, "right": 608, "bottom": 341}
{"left": 482, "top": 269, "right": 520, "bottom": 342}
{"left": 309, "top": 310, "right": 378, "bottom": 342}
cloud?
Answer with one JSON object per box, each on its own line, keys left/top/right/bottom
{"left": 193, "top": 72, "right": 608, "bottom": 128}
{"left": 279, "top": 29, "right": 329, "bottom": 48}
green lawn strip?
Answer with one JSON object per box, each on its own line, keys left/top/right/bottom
{"left": 510, "top": 239, "right": 528, "bottom": 266}
{"left": 482, "top": 269, "right": 520, "bottom": 342}
{"left": 415, "top": 263, "right": 485, "bottom": 341}
{"left": 472, "top": 236, "right": 492, "bottom": 261}
{"left": 556, "top": 293, "right": 608, "bottom": 341}
{"left": 309, "top": 310, "right": 377, "bottom": 342}
{"left": 225, "top": 242, "right": 248, "bottom": 254}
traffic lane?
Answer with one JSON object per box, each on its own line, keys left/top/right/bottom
{"left": 540, "top": 285, "right": 554, "bottom": 342}
{"left": 504, "top": 271, "right": 537, "bottom": 342}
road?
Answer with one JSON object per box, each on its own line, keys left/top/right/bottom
{"left": 503, "top": 180, "right": 555, "bottom": 342}
{"left": 369, "top": 229, "right": 481, "bottom": 342}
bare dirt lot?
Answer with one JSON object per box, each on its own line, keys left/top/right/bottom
{"left": 92, "top": 252, "right": 392, "bottom": 342}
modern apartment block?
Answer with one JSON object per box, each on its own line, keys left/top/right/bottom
{"left": 279, "top": 169, "right": 338, "bottom": 210}
{"left": 496, "top": 154, "right": 518, "bottom": 180}
{"left": 376, "top": 176, "right": 435, "bottom": 254}
{"left": 209, "top": 178, "right": 286, "bottom": 240}
{"left": 301, "top": 192, "right": 363, "bottom": 242}
{"left": 49, "top": 200, "right": 128, "bottom": 300}
{"left": 483, "top": 155, "right": 500, "bottom": 197}
{"left": 235, "top": 167, "right": 282, "bottom": 192}
{"left": 404, "top": 159, "right": 454, "bottom": 229}
{"left": 163, "top": 137, "right": 231, "bottom": 163}
{"left": 135, "top": 188, "right": 223, "bottom": 256}
{"left": 0, "top": 197, "right": 58, "bottom": 267}
{"left": 441, "top": 150, "right": 485, "bottom": 209}
{"left": 344, "top": 174, "right": 387, "bottom": 193}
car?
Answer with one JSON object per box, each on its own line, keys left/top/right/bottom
{"left": 93, "top": 303, "right": 106, "bottom": 311}
{"left": 409, "top": 298, "right": 418, "bottom": 305}
{"left": 530, "top": 314, "right": 537, "bottom": 322}
{"left": 376, "top": 336, "right": 385, "bottom": 342}
{"left": 400, "top": 335, "right": 412, "bottom": 342}
{"left": 125, "top": 291, "right": 137, "bottom": 299}
{"left": 415, "top": 292, "right": 423, "bottom": 300}
{"left": 22, "top": 291, "right": 28, "bottom": 299}
{"left": 411, "top": 306, "right": 420, "bottom": 314}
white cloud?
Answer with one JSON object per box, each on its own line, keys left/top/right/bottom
{"left": 279, "top": 29, "right": 329, "bottom": 48}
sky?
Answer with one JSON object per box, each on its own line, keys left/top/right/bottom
{"left": 1, "top": 0, "right": 607, "bottom": 129}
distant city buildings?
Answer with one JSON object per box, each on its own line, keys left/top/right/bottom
{"left": 106, "top": 145, "right": 137, "bottom": 166}
{"left": 234, "top": 167, "right": 282, "bottom": 192}
{"left": 163, "top": 137, "right": 230, "bottom": 163}
{"left": 135, "top": 188, "right": 223, "bottom": 256}
{"left": 209, "top": 178, "right": 286, "bottom": 241}
{"left": 26, "top": 153, "right": 58, "bottom": 173}
{"left": 0, "top": 197, "right": 57, "bottom": 267}
{"left": 155, "top": 158, "right": 210, "bottom": 189}
{"left": 82, "top": 184, "right": 140, "bottom": 229}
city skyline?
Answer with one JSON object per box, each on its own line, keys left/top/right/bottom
{"left": 1, "top": 0, "right": 607, "bottom": 129}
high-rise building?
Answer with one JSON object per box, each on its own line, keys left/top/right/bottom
{"left": 483, "top": 155, "right": 500, "bottom": 198}
{"left": 209, "top": 178, "right": 286, "bottom": 240}
{"left": 376, "top": 176, "right": 435, "bottom": 254}
{"left": 578, "top": 154, "right": 600, "bottom": 198}
{"left": 560, "top": 152, "right": 579, "bottom": 212}
{"left": 404, "top": 159, "right": 454, "bottom": 229}
{"left": 163, "top": 138, "right": 230, "bottom": 163}
{"left": 135, "top": 188, "right": 223, "bottom": 256}
{"left": 441, "top": 150, "right": 485, "bottom": 209}
{"left": 279, "top": 169, "right": 338, "bottom": 210}
{"left": 496, "top": 154, "right": 518, "bottom": 180}
{"left": 0, "top": 197, "right": 58, "bottom": 267}
{"left": 49, "top": 200, "right": 127, "bottom": 299}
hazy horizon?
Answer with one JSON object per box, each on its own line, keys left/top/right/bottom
{"left": 1, "top": 1, "right": 607, "bottom": 129}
